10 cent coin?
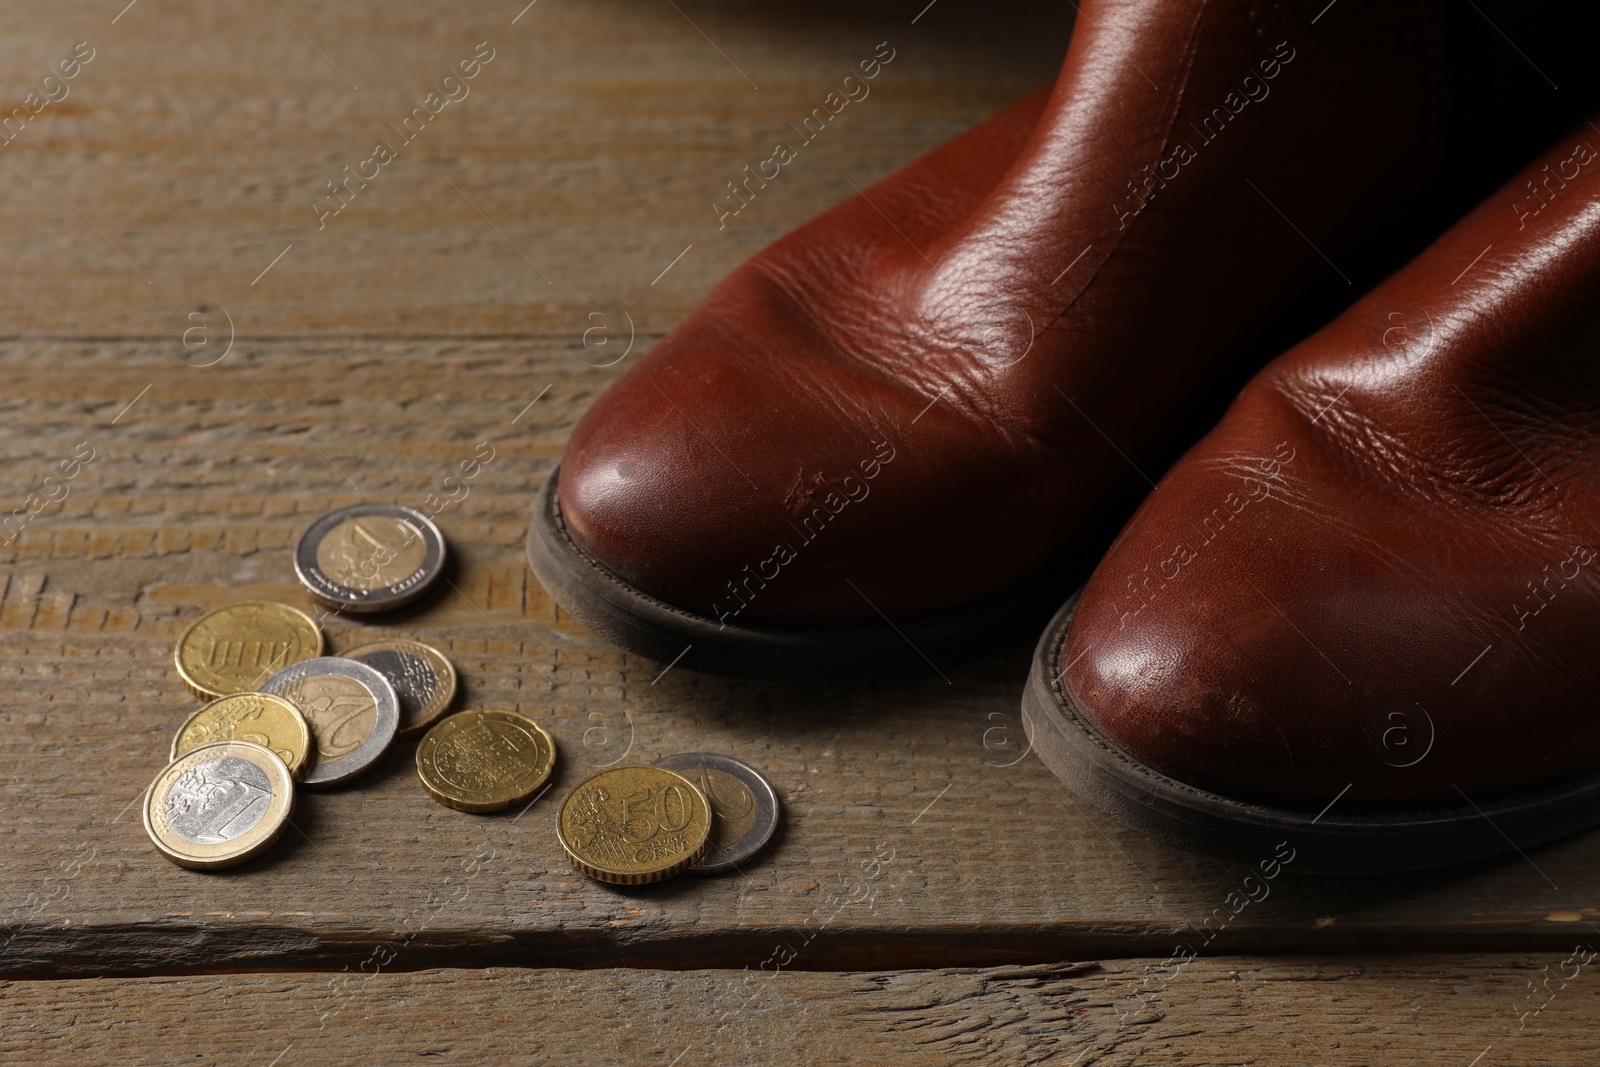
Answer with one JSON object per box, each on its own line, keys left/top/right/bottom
{"left": 294, "top": 503, "right": 447, "bottom": 612}
{"left": 260, "top": 657, "right": 400, "bottom": 788}
{"left": 174, "top": 601, "right": 324, "bottom": 700}
{"left": 172, "top": 692, "right": 314, "bottom": 781}
{"left": 416, "top": 709, "right": 556, "bottom": 813}
{"left": 654, "top": 752, "right": 780, "bottom": 874}
{"left": 143, "top": 740, "right": 295, "bottom": 870}
{"left": 344, "top": 638, "right": 458, "bottom": 739}
{"left": 557, "top": 765, "right": 711, "bottom": 884}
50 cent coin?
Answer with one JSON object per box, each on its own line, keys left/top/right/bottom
{"left": 557, "top": 765, "right": 711, "bottom": 884}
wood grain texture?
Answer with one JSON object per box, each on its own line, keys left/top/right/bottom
{"left": 0, "top": 0, "right": 1070, "bottom": 339}
{"left": 2, "top": 339, "right": 1600, "bottom": 979}
{"left": 3, "top": 7, "right": 1599, "bottom": 1065}
{"left": 3, "top": 956, "right": 1596, "bottom": 1066}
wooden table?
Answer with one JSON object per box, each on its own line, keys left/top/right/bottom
{"left": 4, "top": 2, "right": 1598, "bottom": 1063}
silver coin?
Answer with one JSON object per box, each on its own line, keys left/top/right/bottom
{"left": 294, "top": 503, "right": 447, "bottom": 612}
{"left": 260, "top": 657, "right": 400, "bottom": 788}
{"left": 342, "top": 639, "right": 458, "bottom": 740}
{"left": 166, "top": 756, "right": 273, "bottom": 844}
{"left": 654, "top": 752, "right": 780, "bottom": 875}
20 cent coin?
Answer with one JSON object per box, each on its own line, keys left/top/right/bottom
{"left": 416, "top": 709, "right": 557, "bottom": 813}
{"left": 557, "top": 765, "right": 711, "bottom": 884}
{"left": 143, "top": 740, "right": 294, "bottom": 870}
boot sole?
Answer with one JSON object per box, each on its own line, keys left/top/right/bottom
{"left": 526, "top": 465, "right": 1075, "bottom": 680}
{"left": 1022, "top": 593, "right": 1600, "bottom": 873}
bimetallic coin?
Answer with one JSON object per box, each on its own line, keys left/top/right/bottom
{"left": 654, "top": 752, "right": 780, "bottom": 875}
{"left": 344, "top": 639, "right": 458, "bottom": 739}
{"left": 174, "top": 601, "right": 324, "bottom": 700}
{"left": 260, "top": 657, "right": 399, "bottom": 788}
{"left": 294, "top": 503, "right": 447, "bottom": 612}
{"left": 143, "top": 740, "right": 294, "bottom": 870}
{"left": 557, "top": 765, "right": 711, "bottom": 884}
{"left": 172, "top": 692, "right": 314, "bottom": 781}
{"left": 416, "top": 709, "right": 557, "bottom": 813}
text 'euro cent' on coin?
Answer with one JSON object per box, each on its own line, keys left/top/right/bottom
{"left": 557, "top": 765, "right": 712, "bottom": 884}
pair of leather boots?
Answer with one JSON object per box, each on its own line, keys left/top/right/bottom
{"left": 529, "top": 0, "right": 1600, "bottom": 872}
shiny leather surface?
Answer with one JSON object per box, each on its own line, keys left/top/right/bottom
{"left": 1062, "top": 111, "right": 1600, "bottom": 807}
{"left": 557, "top": 0, "right": 1543, "bottom": 625}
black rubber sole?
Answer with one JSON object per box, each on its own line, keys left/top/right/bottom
{"left": 526, "top": 465, "right": 1078, "bottom": 681}
{"left": 1023, "top": 593, "right": 1600, "bottom": 873}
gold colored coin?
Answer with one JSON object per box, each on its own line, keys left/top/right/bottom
{"left": 344, "top": 639, "right": 458, "bottom": 739}
{"left": 174, "top": 601, "right": 324, "bottom": 701}
{"left": 143, "top": 740, "right": 295, "bottom": 870}
{"left": 557, "top": 765, "right": 711, "bottom": 884}
{"left": 171, "top": 692, "right": 313, "bottom": 781}
{"left": 315, "top": 515, "right": 428, "bottom": 593}
{"left": 416, "top": 709, "right": 557, "bottom": 813}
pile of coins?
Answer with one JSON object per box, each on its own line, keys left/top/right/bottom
{"left": 143, "top": 502, "right": 782, "bottom": 882}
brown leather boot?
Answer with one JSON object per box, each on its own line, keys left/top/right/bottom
{"left": 1026, "top": 107, "right": 1600, "bottom": 872}
{"left": 530, "top": 0, "right": 1588, "bottom": 678}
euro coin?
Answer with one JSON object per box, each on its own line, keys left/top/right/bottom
{"left": 416, "top": 709, "right": 556, "bottom": 813}
{"left": 294, "top": 503, "right": 446, "bottom": 612}
{"left": 143, "top": 740, "right": 294, "bottom": 870}
{"left": 344, "top": 638, "right": 458, "bottom": 740}
{"left": 654, "top": 752, "right": 780, "bottom": 874}
{"left": 174, "top": 601, "right": 323, "bottom": 701}
{"left": 172, "top": 692, "right": 313, "bottom": 781}
{"left": 260, "top": 657, "right": 399, "bottom": 788}
{"left": 557, "top": 765, "right": 711, "bottom": 884}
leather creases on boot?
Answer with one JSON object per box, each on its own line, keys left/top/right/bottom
{"left": 533, "top": 0, "right": 1600, "bottom": 679}
{"left": 1030, "top": 107, "right": 1600, "bottom": 871}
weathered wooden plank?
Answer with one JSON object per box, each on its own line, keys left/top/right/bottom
{"left": 0, "top": 0, "right": 1069, "bottom": 338}
{"left": 2, "top": 956, "right": 1594, "bottom": 1065}
{"left": 3, "top": 340, "right": 1600, "bottom": 978}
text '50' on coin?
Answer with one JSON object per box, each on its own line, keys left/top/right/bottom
{"left": 174, "top": 601, "right": 324, "bottom": 701}
{"left": 295, "top": 503, "right": 446, "bottom": 612}
{"left": 344, "top": 639, "right": 457, "bottom": 739}
{"left": 416, "top": 709, "right": 557, "bottom": 813}
{"left": 557, "top": 765, "right": 711, "bottom": 885}
{"left": 260, "top": 657, "right": 399, "bottom": 788}
{"left": 172, "top": 692, "right": 314, "bottom": 781}
{"left": 654, "top": 752, "right": 780, "bottom": 875}
{"left": 144, "top": 740, "right": 295, "bottom": 870}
